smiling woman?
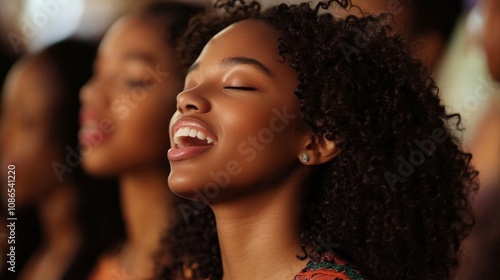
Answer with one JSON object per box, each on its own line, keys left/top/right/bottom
{"left": 157, "top": 1, "right": 479, "bottom": 280}
{"left": 168, "top": 20, "right": 305, "bottom": 204}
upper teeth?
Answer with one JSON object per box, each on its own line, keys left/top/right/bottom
{"left": 173, "top": 127, "right": 215, "bottom": 146}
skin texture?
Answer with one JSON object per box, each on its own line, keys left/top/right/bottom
{"left": 168, "top": 19, "right": 339, "bottom": 280}
{"left": 80, "top": 15, "right": 182, "bottom": 280}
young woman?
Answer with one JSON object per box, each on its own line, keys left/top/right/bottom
{"left": 0, "top": 40, "right": 123, "bottom": 280}
{"left": 79, "top": 2, "right": 202, "bottom": 279}
{"left": 160, "top": 1, "right": 479, "bottom": 279}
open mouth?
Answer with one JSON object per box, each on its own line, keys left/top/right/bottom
{"left": 79, "top": 119, "right": 111, "bottom": 146}
{"left": 173, "top": 127, "right": 216, "bottom": 148}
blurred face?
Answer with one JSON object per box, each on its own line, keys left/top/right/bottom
{"left": 1, "top": 58, "right": 62, "bottom": 207}
{"left": 168, "top": 20, "right": 309, "bottom": 202}
{"left": 483, "top": 0, "right": 500, "bottom": 80}
{"left": 80, "top": 16, "right": 183, "bottom": 176}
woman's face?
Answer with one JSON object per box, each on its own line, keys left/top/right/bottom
{"left": 80, "top": 16, "right": 183, "bottom": 176}
{"left": 168, "top": 20, "right": 309, "bottom": 202}
{"left": 1, "top": 58, "right": 63, "bottom": 207}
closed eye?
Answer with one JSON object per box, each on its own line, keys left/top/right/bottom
{"left": 127, "top": 80, "right": 146, "bottom": 88}
{"left": 224, "top": 86, "right": 256, "bottom": 91}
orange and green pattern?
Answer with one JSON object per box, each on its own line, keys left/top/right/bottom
{"left": 294, "top": 252, "right": 367, "bottom": 280}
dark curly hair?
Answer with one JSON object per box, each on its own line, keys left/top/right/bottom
{"left": 157, "top": 1, "right": 478, "bottom": 279}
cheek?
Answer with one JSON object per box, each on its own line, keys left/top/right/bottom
{"left": 1, "top": 128, "right": 61, "bottom": 206}
{"left": 229, "top": 121, "right": 300, "bottom": 182}
{"left": 84, "top": 89, "right": 175, "bottom": 174}
{"left": 227, "top": 102, "right": 303, "bottom": 177}
{"left": 214, "top": 110, "right": 298, "bottom": 188}
{"left": 119, "top": 93, "right": 173, "bottom": 148}
{"left": 2, "top": 127, "right": 54, "bottom": 170}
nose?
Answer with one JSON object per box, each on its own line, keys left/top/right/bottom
{"left": 176, "top": 89, "right": 210, "bottom": 114}
{"left": 79, "top": 76, "right": 108, "bottom": 107}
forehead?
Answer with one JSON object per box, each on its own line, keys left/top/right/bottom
{"left": 98, "top": 16, "right": 171, "bottom": 59}
{"left": 5, "top": 57, "right": 54, "bottom": 95}
{"left": 2, "top": 57, "right": 57, "bottom": 114}
{"left": 196, "top": 19, "right": 282, "bottom": 65}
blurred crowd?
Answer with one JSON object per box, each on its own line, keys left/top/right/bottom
{"left": 0, "top": 0, "right": 498, "bottom": 279}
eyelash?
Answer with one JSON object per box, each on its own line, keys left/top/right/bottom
{"left": 127, "top": 80, "right": 146, "bottom": 88}
{"left": 224, "top": 86, "right": 256, "bottom": 91}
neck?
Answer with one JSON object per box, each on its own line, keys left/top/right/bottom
{"left": 37, "top": 181, "right": 81, "bottom": 257}
{"left": 119, "top": 166, "right": 177, "bottom": 273}
{"left": 212, "top": 176, "right": 308, "bottom": 280}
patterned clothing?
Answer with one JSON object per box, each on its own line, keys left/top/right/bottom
{"left": 294, "top": 252, "right": 367, "bottom": 280}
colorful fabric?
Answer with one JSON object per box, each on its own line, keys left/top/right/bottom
{"left": 294, "top": 252, "right": 367, "bottom": 280}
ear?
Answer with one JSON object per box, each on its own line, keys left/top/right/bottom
{"left": 298, "top": 134, "right": 340, "bottom": 165}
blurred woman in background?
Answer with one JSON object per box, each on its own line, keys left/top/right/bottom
{"left": 79, "top": 2, "right": 203, "bottom": 279}
{"left": 0, "top": 39, "right": 124, "bottom": 280}
{"left": 457, "top": 0, "right": 500, "bottom": 278}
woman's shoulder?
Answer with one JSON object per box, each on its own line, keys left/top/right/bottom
{"left": 294, "top": 252, "right": 367, "bottom": 280}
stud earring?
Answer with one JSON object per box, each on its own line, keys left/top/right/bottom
{"left": 301, "top": 152, "right": 310, "bottom": 163}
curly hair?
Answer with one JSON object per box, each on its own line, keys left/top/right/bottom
{"left": 157, "top": 1, "right": 478, "bottom": 279}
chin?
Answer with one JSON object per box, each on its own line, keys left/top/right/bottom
{"left": 168, "top": 177, "right": 196, "bottom": 199}
{"left": 81, "top": 157, "right": 118, "bottom": 177}
{"left": 168, "top": 174, "right": 211, "bottom": 201}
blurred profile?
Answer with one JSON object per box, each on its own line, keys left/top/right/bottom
{"left": 0, "top": 39, "right": 124, "bottom": 280}
{"left": 78, "top": 2, "right": 203, "bottom": 279}
{"left": 456, "top": 0, "right": 500, "bottom": 279}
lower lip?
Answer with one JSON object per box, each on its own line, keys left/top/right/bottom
{"left": 167, "top": 146, "right": 213, "bottom": 161}
{"left": 78, "top": 129, "right": 111, "bottom": 146}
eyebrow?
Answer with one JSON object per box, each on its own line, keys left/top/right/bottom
{"left": 187, "top": 56, "right": 273, "bottom": 77}
{"left": 122, "top": 52, "right": 157, "bottom": 64}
